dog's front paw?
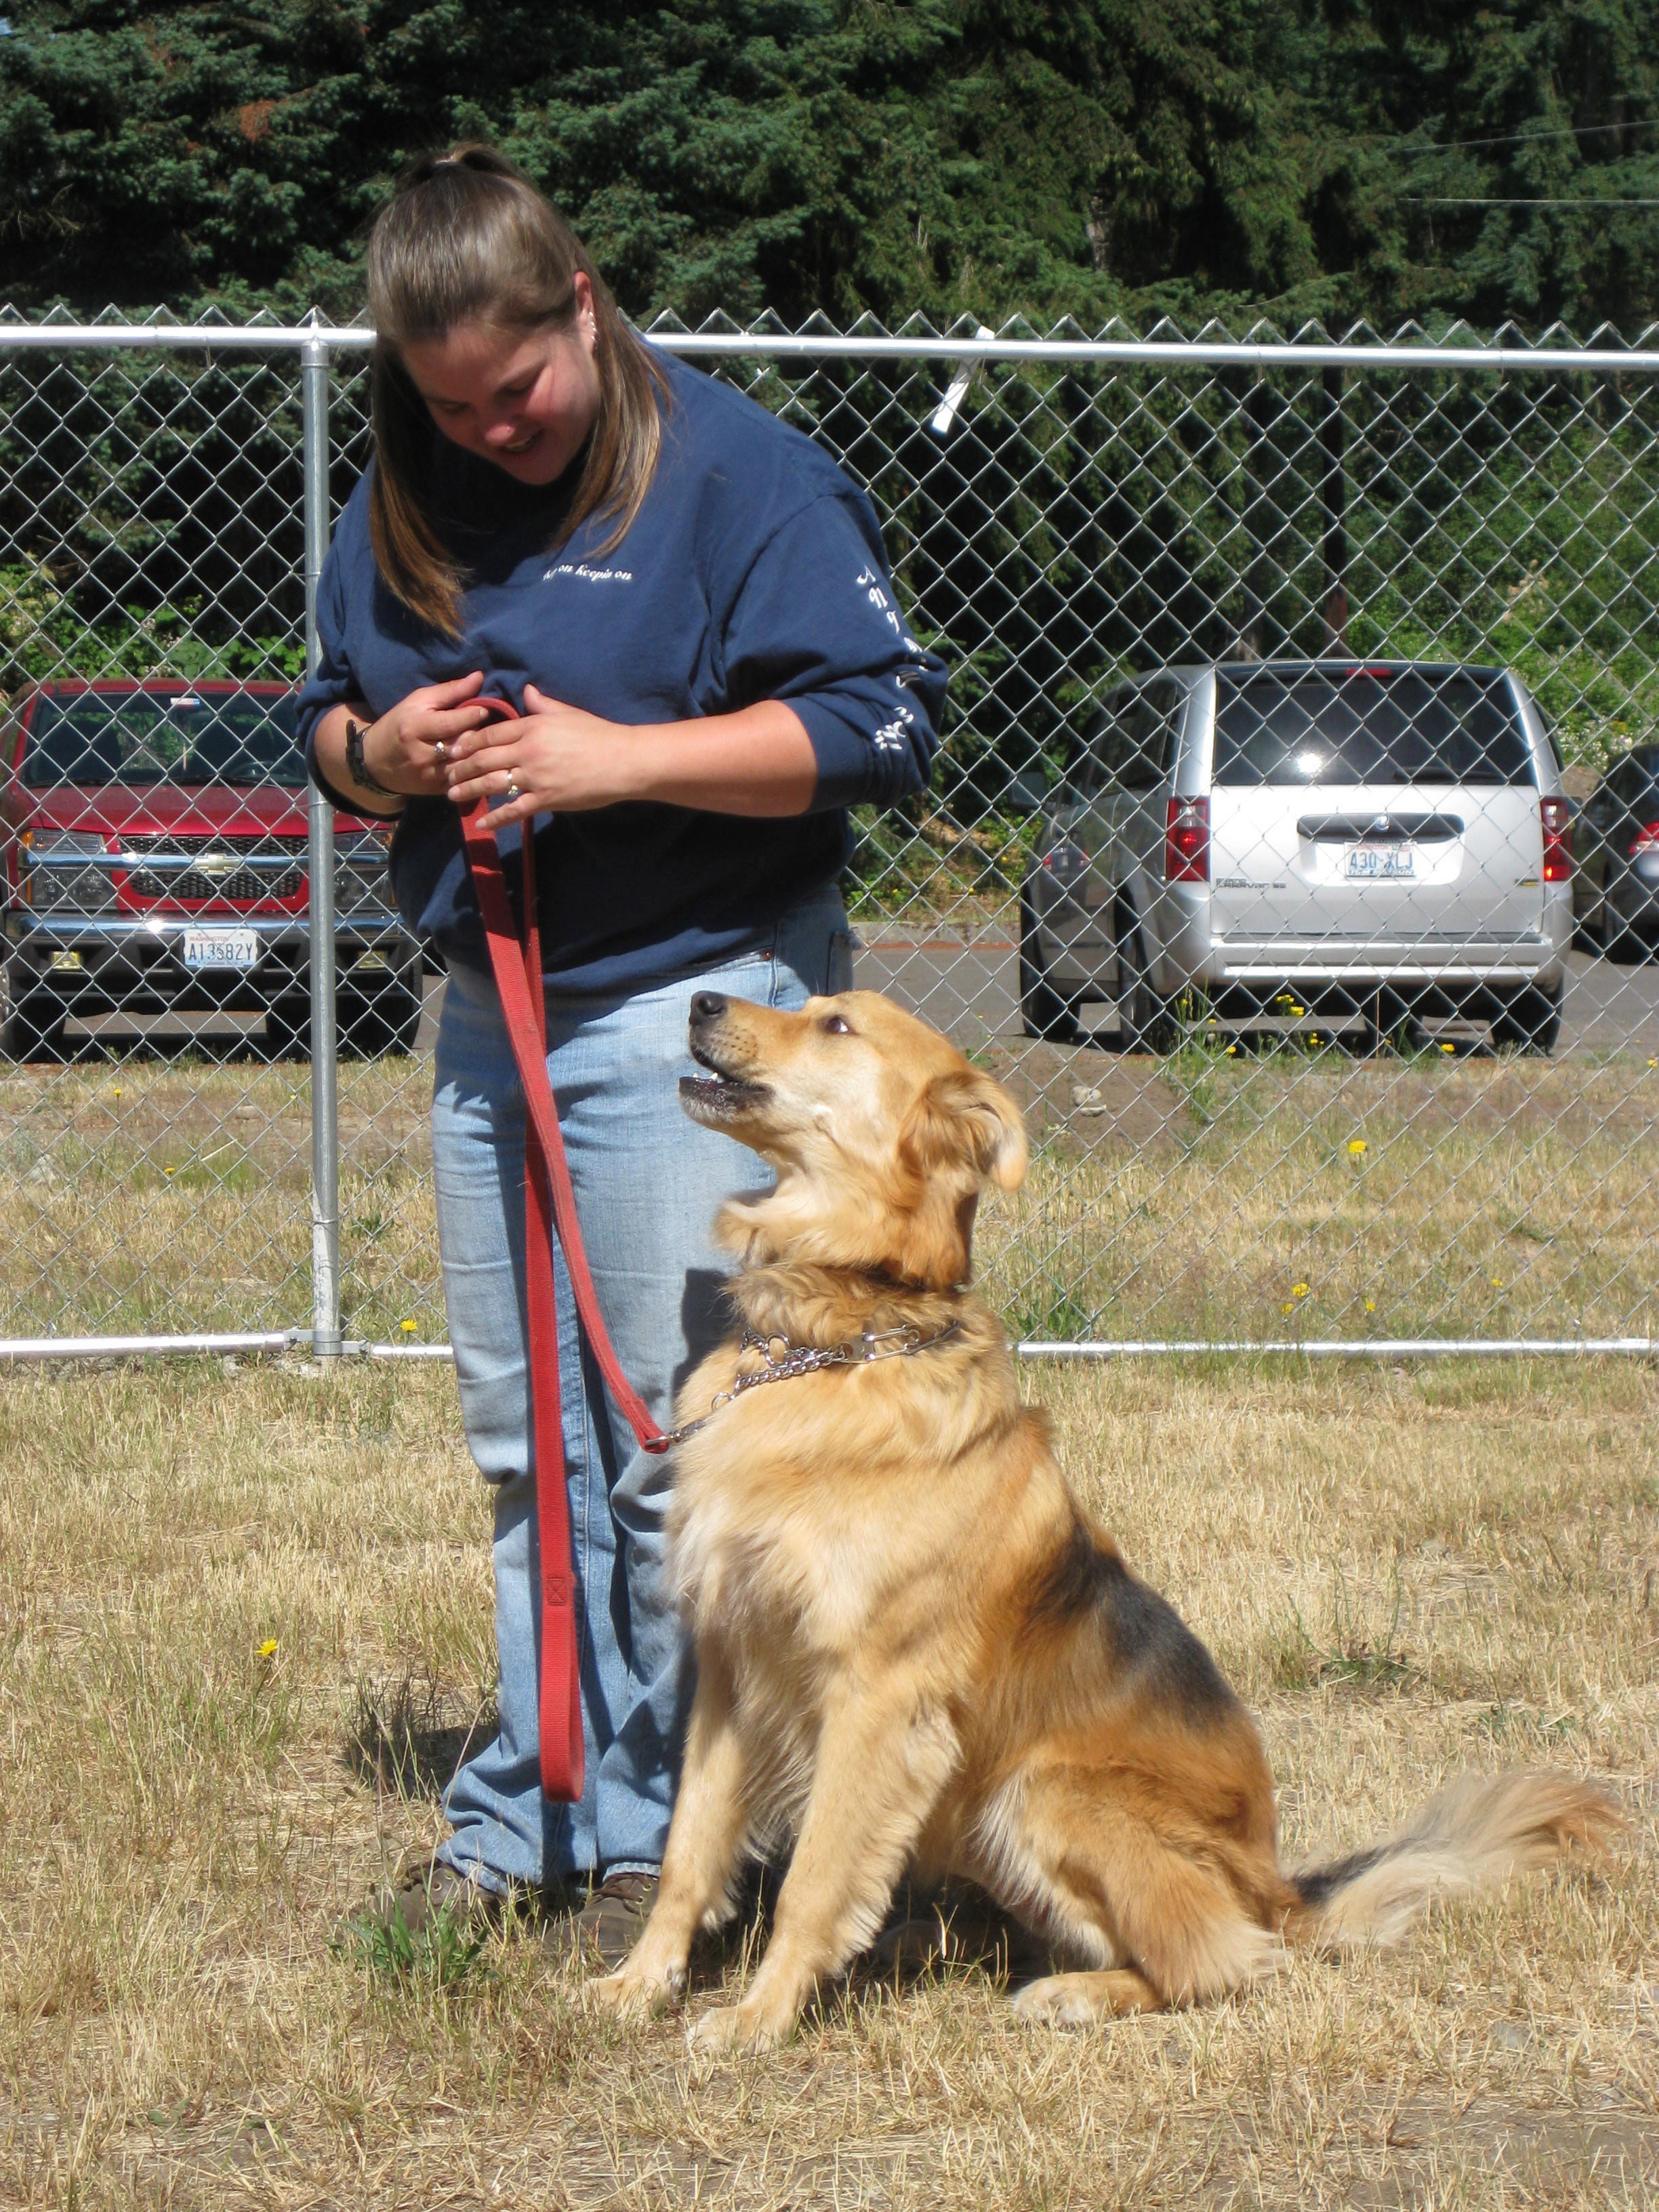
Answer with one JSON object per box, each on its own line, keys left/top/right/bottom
{"left": 587, "top": 1961, "right": 684, "bottom": 2020}
{"left": 1009, "top": 1968, "right": 1159, "bottom": 2028}
{"left": 687, "top": 1998, "right": 790, "bottom": 2055}
{"left": 1008, "top": 1973, "right": 1104, "bottom": 2029}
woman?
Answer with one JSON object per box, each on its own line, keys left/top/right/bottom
{"left": 298, "top": 146, "right": 944, "bottom": 1962}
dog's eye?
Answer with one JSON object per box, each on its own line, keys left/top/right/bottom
{"left": 818, "top": 1013, "right": 852, "bottom": 1036}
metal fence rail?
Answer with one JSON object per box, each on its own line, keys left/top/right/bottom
{"left": 0, "top": 310, "right": 1656, "bottom": 1359}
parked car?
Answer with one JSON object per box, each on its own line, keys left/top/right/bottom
{"left": 1021, "top": 659, "right": 1572, "bottom": 1054}
{"left": 0, "top": 678, "right": 423, "bottom": 1059}
{"left": 1572, "top": 742, "right": 1659, "bottom": 960}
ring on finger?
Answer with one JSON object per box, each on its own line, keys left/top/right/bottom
{"left": 435, "top": 739, "right": 447, "bottom": 760}
{"left": 506, "top": 777, "right": 520, "bottom": 799}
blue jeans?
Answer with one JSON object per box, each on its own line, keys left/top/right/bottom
{"left": 429, "top": 890, "right": 853, "bottom": 1893}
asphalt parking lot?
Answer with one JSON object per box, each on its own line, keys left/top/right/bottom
{"left": 56, "top": 936, "right": 1659, "bottom": 1064}
{"left": 851, "top": 935, "right": 1659, "bottom": 1059}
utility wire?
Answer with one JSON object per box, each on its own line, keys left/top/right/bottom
{"left": 1382, "top": 115, "right": 1659, "bottom": 158}
{"left": 1406, "top": 195, "right": 1659, "bottom": 207}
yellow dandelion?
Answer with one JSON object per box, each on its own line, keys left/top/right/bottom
{"left": 1650, "top": 1058, "right": 1658, "bottom": 1069}
{"left": 1364, "top": 1300, "right": 1377, "bottom": 1313}
{"left": 164, "top": 1166, "right": 174, "bottom": 1176}
{"left": 1439, "top": 1042, "right": 1455, "bottom": 1054}
{"left": 399, "top": 1318, "right": 417, "bottom": 1334}
{"left": 1225, "top": 1044, "right": 1237, "bottom": 1056}
{"left": 1282, "top": 1301, "right": 1295, "bottom": 1315}
{"left": 1292, "top": 1283, "right": 1309, "bottom": 1298}
{"left": 1490, "top": 1276, "right": 1502, "bottom": 1288}
{"left": 1347, "top": 1138, "right": 1368, "bottom": 1155}
{"left": 112, "top": 1087, "right": 123, "bottom": 1099}
{"left": 256, "top": 1638, "right": 279, "bottom": 1659}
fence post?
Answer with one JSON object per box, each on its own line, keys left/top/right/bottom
{"left": 1319, "top": 364, "right": 1349, "bottom": 650}
{"left": 301, "top": 329, "right": 342, "bottom": 1357}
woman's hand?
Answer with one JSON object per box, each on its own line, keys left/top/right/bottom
{"left": 359, "top": 671, "right": 496, "bottom": 797}
{"left": 314, "top": 674, "right": 498, "bottom": 815}
{"left": 443, "top": 682, "right": 638, "bottom": 827}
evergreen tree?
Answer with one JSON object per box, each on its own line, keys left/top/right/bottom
{"left": 3, "top": 0, "right": 1658, "bottom": 330}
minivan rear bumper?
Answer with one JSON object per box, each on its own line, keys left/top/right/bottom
{"left": 1158, "top": 890, "right": 1570, "bottom": 995}
{"left": 1204, "top": 947, "right": 1563, "bottom": 985}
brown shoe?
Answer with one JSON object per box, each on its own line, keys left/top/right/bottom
{"left": 546, "top": 1869, "right": 659, "bottom": 1971}
{"left": 369, "top": 1859, "right": 505, "bottom": 1943}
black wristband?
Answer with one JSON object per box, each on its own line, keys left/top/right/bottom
{"left": 345, "top": 716, "right": 395, "bottom": 798}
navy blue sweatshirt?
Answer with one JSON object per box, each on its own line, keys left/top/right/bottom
{"left": 298, "top": 350, "right": 945, "bottom": 992}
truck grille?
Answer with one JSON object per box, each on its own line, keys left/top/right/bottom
{"left": 119, "top": 834, "right": 307, "bottom": 905}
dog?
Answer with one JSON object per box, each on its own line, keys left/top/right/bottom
{"left": 590, "top": 988, "right": 1622, "bottom": 2052}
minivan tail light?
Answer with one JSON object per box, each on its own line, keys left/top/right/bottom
{"left": 1540, "top": 796, "right": 1572, "bottom": 882}
{"left": 1164, "top": 795, "right": 1210, "bottom": 883}
{"left": 1630, "top": 819, "right": 1659, "bottom": 857}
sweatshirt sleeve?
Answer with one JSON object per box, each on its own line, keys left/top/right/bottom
{"left": 718, "top": 491, "right": 945, "bottom": 813}
{"left": 295, "top": 504, "right": 367, "bottom": 813}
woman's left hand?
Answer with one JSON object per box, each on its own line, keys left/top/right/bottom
{"left": 442, "top": 683, "right": 639, "bottom": 827}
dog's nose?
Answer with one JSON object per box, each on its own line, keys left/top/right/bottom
{"left": 690, "top": 991, "right": 728, "bottom": 1023}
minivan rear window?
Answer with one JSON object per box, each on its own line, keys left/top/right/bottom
{"left": 1213, "top": 669, "right": 1532, "bottom": 787}
{"left": 24, "top": 689, "right": 304, "bottom": 787}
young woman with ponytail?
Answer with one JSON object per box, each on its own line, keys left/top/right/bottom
{"left": 298, "top": 147, "right": 944, "bottom": 1961}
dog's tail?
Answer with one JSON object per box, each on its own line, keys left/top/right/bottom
{"left": 1279, "top": 1771, "right": 1623, "bottom": 1953}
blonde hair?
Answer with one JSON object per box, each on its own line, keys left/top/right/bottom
{"left": 365, "top": 145, "right": 669, "bottom": 636}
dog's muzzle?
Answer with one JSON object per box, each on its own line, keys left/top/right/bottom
{"left": 681, "top": 993, "right": 769, "bottom": 1120}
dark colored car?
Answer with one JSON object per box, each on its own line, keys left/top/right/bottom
{"left": 0, "top": 679, "right": 423, "bottom": 1058}
{"left": 1573, "top": 744, "right": 1659, "bottom": 959}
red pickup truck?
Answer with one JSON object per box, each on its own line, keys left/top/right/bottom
{"left": 0, "top": 678, "right": 423, "bottom": 1059}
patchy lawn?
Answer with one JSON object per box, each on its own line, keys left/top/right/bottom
{"left": 2, "top": 1353, "right": 1654, "bottom": 2206}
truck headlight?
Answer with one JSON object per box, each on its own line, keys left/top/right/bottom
{"left": 20, "top": 828, "right": 117, "bottom": 914}
{"left": 333, "top": 827, "right": 396, "bottom": 919}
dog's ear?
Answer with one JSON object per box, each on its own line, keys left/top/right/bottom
{"left": 900, "top": 1066, "right": 1028, "bottom": 1191}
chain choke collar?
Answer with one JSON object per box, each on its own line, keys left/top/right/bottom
{"left": 641, "top": 1318, "right": 962, "bottom": 1454}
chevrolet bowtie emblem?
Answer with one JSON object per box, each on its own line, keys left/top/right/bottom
{"left": 195, "top": 851, "right": 239, "bottom": 878}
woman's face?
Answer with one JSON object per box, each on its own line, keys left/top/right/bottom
{"left": 402, "top": 273, "right": 601, "bottom": 487}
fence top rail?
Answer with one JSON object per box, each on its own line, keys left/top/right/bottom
{"left": 4, "top": 322, "right": 1659, "bottom": 375}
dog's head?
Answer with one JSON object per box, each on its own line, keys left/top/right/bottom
{"left": 681, "top": 989, "right": 1026, "bottom": 1288}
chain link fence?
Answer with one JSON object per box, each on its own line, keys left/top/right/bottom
{"left": 1, "top": 310, "right": 1656, "bottom": 1357}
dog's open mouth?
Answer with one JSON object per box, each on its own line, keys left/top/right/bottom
{"left": 679, "top": 1038, "right": 769, "bottom": 1120}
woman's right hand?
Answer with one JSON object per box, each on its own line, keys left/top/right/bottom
{"left": 352, "top": 671, "right": 494, "bottom": 798}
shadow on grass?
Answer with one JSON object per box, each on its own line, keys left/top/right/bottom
{"left": 344, "top": 1671, "right": 497, "bottom": 1803}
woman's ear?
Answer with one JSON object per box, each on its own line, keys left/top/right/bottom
{"left": 572, "top": 270, "right": 598, "bottom": 350}
{"left": 900, "top": 1065, "right": 1028, "bottom": 1191}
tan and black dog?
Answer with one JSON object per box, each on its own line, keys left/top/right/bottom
{"left": 590, "top": 988, "right": 1620, "bottom": 2053}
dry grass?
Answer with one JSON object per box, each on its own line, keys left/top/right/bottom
{"left": 0, "top": 1053, "right": 434, "bottom": 1341}
{"left": 0, "top": 1039, "right": 1654, "bottom": 1349}
{"left": 981, "top": 1044, "right": 1659, "bottom": 1342}
{"left": 1, "top": 1352, "right": 1655, "bottom": 2207}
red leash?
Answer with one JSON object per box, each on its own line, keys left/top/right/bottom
{"left": 458, "top": 697, "right": 664, "bottom": 1801}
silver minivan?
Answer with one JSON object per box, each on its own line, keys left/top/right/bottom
{"left": 1020, "top": 660, "right": 1573, "bottom": 1053}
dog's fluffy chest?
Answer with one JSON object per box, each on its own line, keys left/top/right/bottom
{"left": 670, "top": 1412, "right": 898, "bottom": 1657}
